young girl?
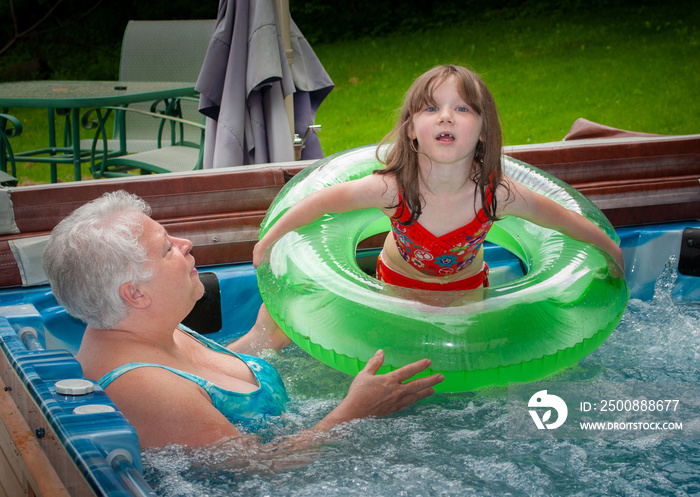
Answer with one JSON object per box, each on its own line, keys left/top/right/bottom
{"left": 253, "top": 65, "right": 624, "bottom": 290}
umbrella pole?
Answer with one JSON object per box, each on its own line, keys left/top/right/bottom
{"left": 274, "top": 0, "right": 295, "bottom": 143}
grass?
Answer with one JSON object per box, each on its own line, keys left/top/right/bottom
{"left": 3, "top": 2, "right": 699, "bottom": 185}
{"left": 313, "top": 3, "right": 699, "bottom": 155}
{"left": 2, "top": 108, "right": 103, "bottom": 184}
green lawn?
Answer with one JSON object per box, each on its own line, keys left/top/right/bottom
{"left": 3, "top": 2, "right": 698, "bottom": 185}
{"left": 313, "top": 4, "right": 699, "bottom": 155}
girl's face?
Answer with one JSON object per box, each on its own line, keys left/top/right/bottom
{"left": 408, "top": 76, "right": 483, "bottom": 170}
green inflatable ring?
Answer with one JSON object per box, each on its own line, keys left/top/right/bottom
{"left": 257, "top": 145, "right": 629, "bottom": 393}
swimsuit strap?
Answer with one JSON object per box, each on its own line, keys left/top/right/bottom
{"left": 97, "top": 362, "right": 202, "bottom": 389}
{"left": 97, "top": 325, "right": 240, "bottom": 390}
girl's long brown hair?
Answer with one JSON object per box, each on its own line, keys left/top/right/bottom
{"left": 375, "top": 65, "right": 505, "bottom": 224}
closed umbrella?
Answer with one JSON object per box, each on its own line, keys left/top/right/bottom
{"left": 196, "top": 0, "right": 333, "bottom": 167}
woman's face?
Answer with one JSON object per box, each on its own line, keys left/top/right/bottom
{"left": 138, "top": 215, "right": 204, "bottom": 315}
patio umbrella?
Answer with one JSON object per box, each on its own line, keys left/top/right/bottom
{"left": 196, "top": 0, "right": 334, "bottom": 167}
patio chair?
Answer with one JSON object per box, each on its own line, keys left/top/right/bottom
{"left": 117, "top": 19, "right": 215, "bottom": 152}
{"left": 80, "top": 19, "right": 215, "bottom": 156}
{"left": 0, "top": 112, "right": 21, "bottom": 184}
{"left": 86, "top": 106, "right": 205, "bottom": 177}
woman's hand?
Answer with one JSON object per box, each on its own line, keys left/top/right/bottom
{"left": 203, "top": 350, "right": 443, "bottom": 463}
{"left": 316, "top": 350, "right": 443, "bottom": 430}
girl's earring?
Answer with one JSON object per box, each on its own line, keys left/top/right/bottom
{"left": 474, "top": 141, "right": 485, "bottom": 164}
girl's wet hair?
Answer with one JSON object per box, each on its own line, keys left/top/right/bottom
{"left": 375, "top": 65, "right": 505, "bottom": 223}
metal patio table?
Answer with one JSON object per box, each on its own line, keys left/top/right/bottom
{"left": 0, "top": 81, "right": 197, "bottom": 182}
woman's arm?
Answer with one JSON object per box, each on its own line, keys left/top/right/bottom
{"left": 208, "top": 350, "right": 443, "bottom": 469}
{"left": 103, "top": 367, "right": 250, "bottom": 448}
{"left": 253, "top": 175, "right": 392, "bottom": 267}
{"left": 499, "top": 179, "right": 624, "bottom": 270}
{"left": 107, "top": 350, "right": 441, "bottom": 452}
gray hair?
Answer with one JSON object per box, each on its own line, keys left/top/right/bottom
{"left": 43, "top": 190, "right": 153, "bottom": 329}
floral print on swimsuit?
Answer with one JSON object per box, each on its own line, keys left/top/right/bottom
{"left": 390, "top": 189, "right": 493, "bottom": 277}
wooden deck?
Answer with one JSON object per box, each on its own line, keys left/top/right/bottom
{"left": 0, "top": 353, "right": 94, "bottom": 497}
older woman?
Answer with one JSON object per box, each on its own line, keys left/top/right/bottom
{"left": 43, "top": 190, "right": 442, "bottom": 451}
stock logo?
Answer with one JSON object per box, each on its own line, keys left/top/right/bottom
{"left": 528, "top": 390, "right": 568, "bottom": 430}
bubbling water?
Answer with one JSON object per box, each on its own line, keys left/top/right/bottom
{"left": 143, "top": 264, "right": 700, "bottom": 496}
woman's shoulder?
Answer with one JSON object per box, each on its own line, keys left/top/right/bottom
{"left": 76, "top": 327, "right": 172, "bottom": 382}
{"left": 75, "top": 329, "right": 115, "bottom": 380}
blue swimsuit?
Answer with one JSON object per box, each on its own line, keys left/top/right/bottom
{"left": 98, "top": 326, "right": 289, "bottom": 431}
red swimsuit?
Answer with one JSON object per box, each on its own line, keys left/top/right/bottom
{"left": 376, "top": 187, "right": 493, "bottom": 291}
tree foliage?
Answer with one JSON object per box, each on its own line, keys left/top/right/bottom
{"left": 0, "top": 0, "right": 687, "bottom": 81}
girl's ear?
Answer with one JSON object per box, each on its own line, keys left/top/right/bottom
{"left": 119, "top": 282, "right": 151, "bottom": 309}
{"left": 407, "top": 121, "right": 417, "bottom": 140}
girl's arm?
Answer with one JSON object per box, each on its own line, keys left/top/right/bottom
{"left": 499, "top": 179, "right": 625, "bottom": 270}
{"left": 253, "top": 174, "right": 393, "bottom": 267}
